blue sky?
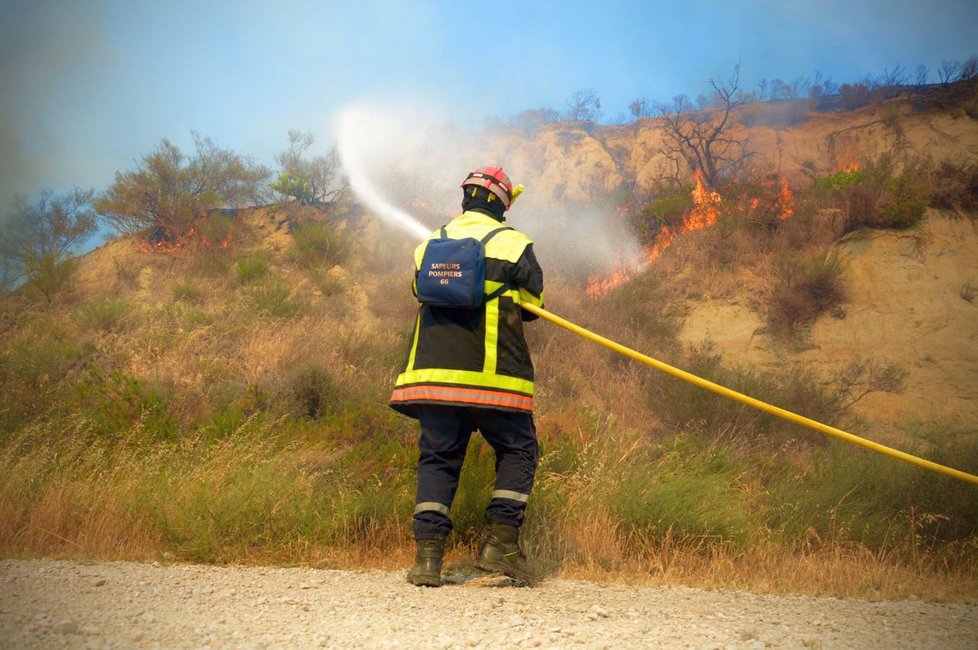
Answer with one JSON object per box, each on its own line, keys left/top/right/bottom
{"left": 2, "top": 0, "right": 977, "bottom": 213}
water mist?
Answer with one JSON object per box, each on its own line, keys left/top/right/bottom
{"left": 332, "top": 100, "right": 643, "bottom": 281}
{"left": 334, "top": 103, "right": 431, "bottom": 240}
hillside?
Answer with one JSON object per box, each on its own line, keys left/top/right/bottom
{"left": 679, "top": 211, "right": 978, "bottom": 442}
{"left": 479, "top": 83, "right": 978, "bottom": 443}
{"left": 492, "top": 84, "right": 978, "bottom": 205}
{"left": 2, "top": 83, "right": 977, "bottom": 599}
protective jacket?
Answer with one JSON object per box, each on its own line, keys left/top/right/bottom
{"left": 390, "top": 210, "right": 544, "bottom": 418}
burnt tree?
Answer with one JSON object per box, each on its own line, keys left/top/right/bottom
{"left": 659, "top": 64, "right": 752, "bottom": 187}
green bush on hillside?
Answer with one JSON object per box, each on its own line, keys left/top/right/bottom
{"left": 292, "top": 220, "right": 352, "bottom": 269}
{"left": 768, "top": 434, "right": 978, "bottom": 549}
{"left": 247, "top": 275, "right": 301, "bottom": 318}
{"left": 1, "top": 188, "right": 98, "bottom": 296}
{"left": 96, "top": 134, "right": 269, "bottom": 241}
{"left": 881, "top": 173, "right": 930, "bottom": 228}
{"left": 810, "top": 155, "right": 930, "bottom": 233}
{"left": 282, "top": 363, "right": 340, "bottom": 420}
{"left": 235, "top": 252, "right": 270, "bottom": 285}
{"left": 74, "top": 296, "right": 131, "bottom": 332}
{"left": 765, "top": 251, "right": 846, "bottom": 336}
{"left": 71, "top": 369, "right": 177, "bottom": 442}
{"left": 24, "top": 253, "right": 76, "bottom": 304}
{"left": 812, "top": 167, "right": 866, "bottom": 192}
{"left": 648, "top": 347, "right": 849, "bottom": 446}
{"left": 630, "top": 191, "right": 692, "bottom": 244}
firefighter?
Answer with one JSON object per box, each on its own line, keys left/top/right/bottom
{"left": 390, "top": 166, "right": 545, "bottom": 587}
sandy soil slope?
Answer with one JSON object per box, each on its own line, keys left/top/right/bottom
{"left": 679, "top": 212, "right": 978, "bottom": 444}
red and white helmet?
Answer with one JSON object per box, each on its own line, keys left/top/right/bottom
{"left": 461, "top": 166, "right": 514, "bottom": 210}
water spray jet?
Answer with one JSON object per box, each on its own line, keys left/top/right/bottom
{"left": 334, "top": 103, "right": 436, "bottom": 240}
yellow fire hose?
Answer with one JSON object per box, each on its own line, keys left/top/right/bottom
{"left": 521, "top": 302, "right": 978, "bottom": 486}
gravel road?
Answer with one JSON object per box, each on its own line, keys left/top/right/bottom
{"left": 2, "top": 559, "right": 976, "bottom": 649}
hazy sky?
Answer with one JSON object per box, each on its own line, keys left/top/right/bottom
{"left": 2, "top": 0, "right": 976, "bottom": 212}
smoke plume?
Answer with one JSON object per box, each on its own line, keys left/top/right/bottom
{"left": 333, "top": 100, "right": 642, "bottom": 279}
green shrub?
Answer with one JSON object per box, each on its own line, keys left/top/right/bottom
{"left": 172, "top": 280, "right": 204, "bottom": 304}
{"left": 198, "top": 213, "right": 238, "bottom": 248}
{"left": 292, "top": 220, "right": 352, "bottom": 268}
{"left": 96, "top": 135, "right": 269, "bottom": 237}
{"left": 631, "top": 191, "right": 692, "bottom": 243}
{"left": 247, "top": 275, "right": 301, "bottom": 318}
{"left": 647, "top": 348, "right": 859, "bottom": 448}
{"left": 75, "top": 297, "right": 130, "bottom": 332}
{"left": 879, "top": 173, "right": 929, "bottom": 228}
{"left": 2, "top": 327, "right": 82, "bottom": 390}
{"left": 838, "top": 184, "right": 882, "bottom": 233}
{"left": 766, "top": 251, "right": 846, "bottom": 336}
{"left": 768, "top": 433, "right": 978, "bottom": 549}
{"left": 0, "top": 329, "right": 84, "bottom": 432}
{"left": 184, "top": 308, "right": 216, "bottom": 327}
{"left": 909, "top": 434, "right": 978, "bottom": 541}
{"left": 450, "top": 438, "right": 501, "bottom": 536}
{"left": 615, "top": 439, "right": 754, "bottom": 544}
{"left": 812, "top": 167, "right": 866, "bottom": 193}
{"left": 767, "top": 442, "right": 911, "bottom": 548}
{"left": 25, "top": 253, "right": 75, "bottom": 304}
{"left": 307, "top": 266, "right": 347, "bottom": 297}
{"left": 282, "top": 363, "right": 340, "bottom": 419}
{"left": 809, "top": 155, "right": 930, "bottom": 233}
{"left": 71, "top": 369, "right": 177, "bottom": 442}
{"left": 235, "top": 253, "right": 269, "bottom": 285}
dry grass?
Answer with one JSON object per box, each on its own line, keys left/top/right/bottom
{"left": 554, "top": 539, "right": 978, "bottom": 601}
{"left": 2, "top": 201, "right": 976, "bottom": 604}
{"left": 0, "top": 425, "right": 163, "bottom": 560}
{"left": 3, "top": 451, "right": 973, "bottom": 601}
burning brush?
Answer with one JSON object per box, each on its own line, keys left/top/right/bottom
{"left": 586, "top": 171, "right": 794, "bottom": 298}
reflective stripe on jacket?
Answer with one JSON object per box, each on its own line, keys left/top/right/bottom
{"left": 390, "top": 210, "right": 544, "bottom": 417}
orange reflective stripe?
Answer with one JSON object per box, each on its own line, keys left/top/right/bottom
{"left": 390, "top": 385, "right": 533, "bottom": 411}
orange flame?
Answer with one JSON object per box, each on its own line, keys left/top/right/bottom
{"left": 685, "top": 170, "right": 722, "bottom": 232}
{"left": 137, "top": 218, "right": 234, "bottom": 254}
{"left": 585, "top": 172, "right": 796, "bottom": 299}
{"left": 586, "top": 171, "right": 722, "bottom": 297}
{"left": 778, "top": 178, "right": 794, "bottom": 220}
{"left": 585, "top": 264, "right": 635, "bottom": 297}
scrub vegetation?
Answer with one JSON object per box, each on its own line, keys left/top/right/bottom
{"left": 2, "top": 81, "right": 978, "bottom": 601}
{"left": 2, "top": 174, "right": 977, "bottom": 603}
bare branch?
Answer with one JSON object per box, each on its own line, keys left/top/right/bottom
{"left": 659, "top": 63, "right": 752, "bottom": 186}
{"left": 565, "top": 88, "right": 602, "bottom": 122}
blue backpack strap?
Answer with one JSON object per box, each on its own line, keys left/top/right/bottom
{"left": 480, "top": 226, "right": 510, "bottom": 244}
{"left": 481, "top": 226, "right": 513, "bottom": 302}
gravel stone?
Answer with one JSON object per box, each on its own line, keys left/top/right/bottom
{"left": 1, "top": 559, "right": 976, "bottom": 648}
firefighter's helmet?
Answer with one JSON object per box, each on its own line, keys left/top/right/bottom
{"left": 461, "top": 166, "right": 514, "bottom": 211}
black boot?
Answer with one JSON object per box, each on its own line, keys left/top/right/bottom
{"left": 475, "top": 523, "right": 538, "bottom": 585}
{"left": 407, "top": 537, "right": 445, "bottom": 587}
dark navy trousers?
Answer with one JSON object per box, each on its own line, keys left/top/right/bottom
{"left": 412, "top": 404, "right": 539, "bottom": 539}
